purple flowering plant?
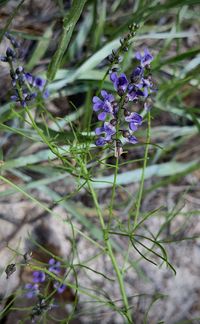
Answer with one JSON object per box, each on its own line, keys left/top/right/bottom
{"left": 0, "top": 32, "right": 49, "bottom": 108}
{"left": 48, "top": 258, "right": 61, "bottom": 275}
{"left": 24, "top": 258, "right": 66, "bottom": 299}
{"left": 25, "top": 283, "right": 39, "bottom": 299}
{"left": 93, "top": 43, "right": 155, "bottom": 156}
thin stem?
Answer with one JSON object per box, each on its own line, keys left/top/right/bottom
{"left": 133, "top": 111, "right": 151, "bottom": 230}
{"left": 108, "top": 92, "right": 126, "bottom": 215}
{"left": 108, "top": 157, "right": 119, "bottom": 223}
{"left": 86, "top": 176, "right": 132, "bottom": 323}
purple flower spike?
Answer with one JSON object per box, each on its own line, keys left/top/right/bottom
{"left": 25, "top": 283, "right": 39, "bottom": 299}
{"left": 135, "top": 48, "right": 153, "bottom": 67}
{"left": 110, "top": 72, "right": 128, "bottom": 94}
{"left": 125, "top": 112, "right": 142, "bottom": 131}
{"left": 53, "top": 282, "right": 66, "bottom": 294}
{"left": 48, "top": 258, "right": 61, "bottom": 275}
{"left": 33, "top": 271, "right": 46, "bottom": 283}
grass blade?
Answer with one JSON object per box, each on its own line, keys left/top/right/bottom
{"left": 47, "top": 0, "right": 87, "bottom": 82}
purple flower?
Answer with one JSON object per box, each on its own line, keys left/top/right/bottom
{"left": 16, "top": 66, "right": 24, "bottom": 74}
{"left": 110, "top": 72, "right": 128, "bottom": 95}
{"left": 43, "top": 88, "right": 50, "bottom": 99}
{"left": 126, "top": 134, "right": 138, "bottom": 144}
{"left": 95, "top": 122, "right": 116, "bottom": 141}
{"left": 122, "top": 131, "right": 138, "bottom": 145}
{"left": 0, "top": 55, "right": 8, "bottom": 62}
{"left": 95, "top": 122, "right": 116, "bottom": 146}
{"left": 93, "top": 90, "right": 115, "bottom": 121}
{"left": 138, "top": 78, "right": 152, "bottom": 98}
{"left": 33, "top": 271, "right": 46, "bottom": 283}
{"left": 131, "top": 66, "right": 144, "bottom": 83}
{"left": 53, "top": 282, "right": 66, "bottom": 294}
{"left": 135, "top": 48, "right": 153, "bottom": 67}
{"left": 95, "top": 137, "right": 107, "bottom": 146}
{"left": 6, "top": 47, "right": 15, "bottom": 59}
{"left": 33, "top": 76, "right": 46, "bottom": 91}
{"left": 127, "top": 84, "right": 144, "bottom": 101}
{"left": 25, "top": 283, "right": 39, "bottom": 299}
{"left": 25, "top": 72, "right": 33, "bottom": 85}
{"left": 48, "top": 258, "right": 61, "bottom": 275}
{"left": 10, "top": 94, "right": 19, "bottom": 102}
{"left": 125, "top": 112, "right": 142, "bottom": 131}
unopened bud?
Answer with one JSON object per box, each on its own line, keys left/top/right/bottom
{"left": 124, "top": 109, "right": 131, "bottom": 117}
{"left": 118, "top": 88, "right": 124, "bottom": 97}
{"left": 110, "top": 119, "right": 117, "bottom": 126}
{"left": 122, "top": 130, "right": 130, "bottom": 138}
{"left": 6, "top": 47, "right": 15, "bottom": 59}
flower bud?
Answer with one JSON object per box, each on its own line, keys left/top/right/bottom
{"left": 124, "top": 96, "right": 129, "bottom": 103}
{"left": 6, "top": 47, "right": 15, "bottom": 59}
{"left": 124, "top": 109, "right": 131, "bottom": 117}
{"left": 123, "top": 47, "right": 129, "bottom": 52}
{"left": 110, "top": 119, "right": 117, "bottom": 126}
{"left": 122, "top": 130, "right": 130, "bottom": 138}
{"left": 0, "top": 55, "right": 8, "bottom": 62}
{"left": 108, "top": 54, "right": 114, "bottom": 63}
{"left": 118, "top": 88, "right": 124, "bottom": 97}
{"left": 16, "top": 66, "right": 24, "bottom": 74}
{"left": 112, "top": 101, "right": 118, "bottom": 109}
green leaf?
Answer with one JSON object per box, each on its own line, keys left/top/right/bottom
{"left": 47, "top": 0, "right": 87, "bottom": 82}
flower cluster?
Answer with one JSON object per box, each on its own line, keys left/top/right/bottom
{"left": 93, "top": 48, "right": 155, "bottom": 154}
{"left": 25, "top": 258, "right": 66, "bottom": 298}
{"left": 0, "top": 32, "right": 49, "bottom": 107}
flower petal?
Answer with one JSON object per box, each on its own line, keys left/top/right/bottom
{"left": 129, "top": 122, "right": 138, "bottom": 131}
{"left": 95, "top": 137, "right": 107, "bottom": 146}
{"left": 98, "top": 111, "right": 107, "bottom": 121}
{"left": 92, "top": 96, "right": 101, "bottom": 103}
{"left": 95, "top": 127, "right": 103, "bottom": 135}
{"left": 127, "top": 135, "right": 138, "bottom": 144}
{"left": 93, "top": 102, "right": 102, "bottom": 112}
{"left": 110, "top": 72, "right": 117, "bottom": 83}
{"left": 101, "top": 90, "right": 108, "bottom": 98}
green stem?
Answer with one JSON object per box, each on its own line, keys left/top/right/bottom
{"left": 87, "top": 178, "right": 132, "bottom": 323}
{"left": 24, "top": 107, "right": 66, "bottom": 164}
{"left": 108, "top": 92, "right": 127, "bottom": 214}
{"left": 133, "top": 111, "right": 151, "bottom": 230}
{"left": 108, "top": 156, "right": 119, "bottom": 223}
